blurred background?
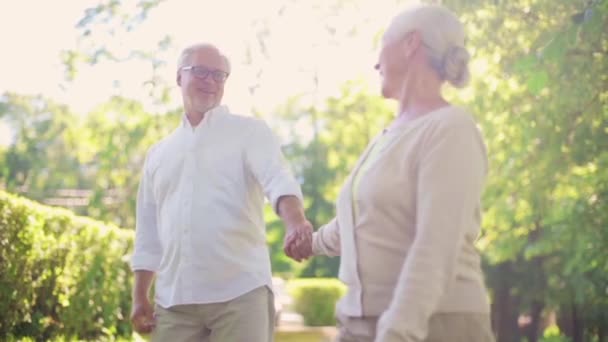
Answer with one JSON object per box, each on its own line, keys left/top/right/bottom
{"left": 0, "top": 0, "right": 606, "bottom": 341}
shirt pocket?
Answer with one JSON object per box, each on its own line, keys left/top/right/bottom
{"left": 197, "top": 147, "right": 246, "bottom": 189}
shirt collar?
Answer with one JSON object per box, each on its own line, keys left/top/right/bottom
{"left": 181, "top": 105, "right": 229, "bottom": 130}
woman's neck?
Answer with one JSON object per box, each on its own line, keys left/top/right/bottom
{"left": 397, "top": 95, "right": 448, "bottom": 123}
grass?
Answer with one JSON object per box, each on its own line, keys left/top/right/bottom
{"left": 275, "top": 330, "right": 333, "bottom": 342}
{"left": 131, "top": 328, "right": 335, "bottom": 342}
{"left": 10, "top": 326, "right": 336, "bottom": 341}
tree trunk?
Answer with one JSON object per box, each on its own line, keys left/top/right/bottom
{"left": 572, "top": 304, "right": 585, "bottom": 342}
{"left": 597, "top": 309, "right": 607, "bottom": 342}
{"left": 558, "top": 303, "right": 573, "bottom": 336}
{"left": 558, "top": 301, "right": 586, "bottom": 342}
{"left": 523, "top": 300, "right": 544, "bottom": 342}
{"left": 521, "top": 225, "right": 547, "bottom": 342}
{"left": 492, "top": 262, "right": 520, "bottom": 342}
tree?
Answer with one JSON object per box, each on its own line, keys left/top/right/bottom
{"left": 0, "top": 93, "right": 178, "bottom": 229}
{"left": 270, "top": 81, "right": 395, "bottom": 277}
{"left": 439, "top": 0, "right": 608, "bottom": 340}
{"left": 0, "top": 94, "right": 83, "bottom": 203}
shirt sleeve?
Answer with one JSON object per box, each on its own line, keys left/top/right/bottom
{"left": 130, "top": 150, "right": 163, "bottom": 272}
{"left": 375, "top": 111, "right": 488, "bottom": 342}
{"left": 245, "top": 120, "right": 303, "bottom": 213}
{"left": 312, "top": 217, "right": 341, "bottom": 257}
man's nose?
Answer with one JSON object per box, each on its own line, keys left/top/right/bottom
{"left": 196, "top": 74, "right": 215, "bottom": 85}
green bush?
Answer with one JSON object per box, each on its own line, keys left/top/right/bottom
{"left": 0, "top": 191, "right": 134, "bottom": 340}
{"left": 539, "top": 325, "right": 572, "bottom": 342}
{"left": 287, "top": 278, "right": 346, "bottom": 326}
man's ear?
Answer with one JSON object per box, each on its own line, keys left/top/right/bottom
{"left": 176, "top": 71, "right": 182, "bottom": 87}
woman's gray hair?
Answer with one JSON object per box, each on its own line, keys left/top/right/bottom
{"left": 386, "top": 4, "right": 470, "bottom": 88}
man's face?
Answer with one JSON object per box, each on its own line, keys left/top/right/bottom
{"left": 177, "top": 47, "right": 229, "bottom": 114}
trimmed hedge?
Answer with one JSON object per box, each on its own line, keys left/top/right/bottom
{"left": 287, "top": 278, "right": 346, "bottom": 326}
{"left": 0, "top": 191, "right": 134, "bottom": 341}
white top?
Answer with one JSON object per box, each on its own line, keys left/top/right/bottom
{"left": 131, "top": 105, "right": 303, "bottom": 308}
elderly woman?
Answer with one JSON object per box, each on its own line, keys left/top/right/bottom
{"left": 289, "top": 4, "right": 495, "bottom": 342}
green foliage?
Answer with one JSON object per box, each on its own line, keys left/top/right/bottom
{"left": 0, "top": 0, "right": 606, "bottom": 341}
{"left": 272, "top": 82, "right": 394, "bottom": 278}
{"left": 437, "top": 0, "right": 608, "bottom": 340}
{"left": 275, "top": 330, "right": 333, "bottom": 342}
{"left": 0, "top": 93, "right": 178, "bottom": 229}
{"left": 287, "top": 278, "right": 346, "bottom": 326}
{"left": 539, "top": 325, "right": 571, "bottom": 342}
{"left": 0, "top": 191, "right": 133, "bottom": 340}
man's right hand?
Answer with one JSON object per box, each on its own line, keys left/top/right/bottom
{"left": 130, "top": 297, "right": 156, "bottom": 334}
{"left": 284, "top": 220, "right": 314, "bottom": 261}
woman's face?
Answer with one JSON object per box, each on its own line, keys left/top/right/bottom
{"left": 376, "top": 30, "right": 424, "bottom": 100}
{"left": 377, "top": 37, "right": 407, "bottom": 100}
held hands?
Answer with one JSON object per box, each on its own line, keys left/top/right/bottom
{"left": 283, "top": 219, "right": 314, "bottom": 262}
{"left": 276, "top": 195, "right": 314, "bottom": 262}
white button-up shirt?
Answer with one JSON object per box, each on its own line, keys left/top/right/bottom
{"left": 131, "top": 105, "right": 303, "bottom": 308}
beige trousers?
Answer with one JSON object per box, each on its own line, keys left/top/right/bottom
{"left": 151, "top": 286, "right": 274, "bottom": 342}
{"left": 336, "top": 312, "right": 495, "bottom": 342}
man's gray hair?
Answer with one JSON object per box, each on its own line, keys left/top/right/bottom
{"left": 177, "top": 43, "right": 231, "bottom": 73}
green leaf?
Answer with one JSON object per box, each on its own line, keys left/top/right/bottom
{"left": 527, "top": 70, "right": 549, "bottom": 95}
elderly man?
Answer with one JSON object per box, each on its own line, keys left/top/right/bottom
{"left": 130, "top": 43, "right": 312, "bottom": 342}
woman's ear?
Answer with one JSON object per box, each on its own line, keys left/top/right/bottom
{"left": 404, "top": 30, "right": 423, "bottom": 57}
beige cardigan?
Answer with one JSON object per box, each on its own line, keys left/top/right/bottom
{"left": 312, "top": 106, "right": 491, "bottom": 341}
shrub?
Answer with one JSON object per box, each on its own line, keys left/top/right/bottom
{"left": 0, "top": 191, "right": 134, "bottom": 340}
{"left": 539, "top": 325, "right": 572, "bottom": 342}
{"left": 287, "top": 278, "right": 346, "bottom": 326}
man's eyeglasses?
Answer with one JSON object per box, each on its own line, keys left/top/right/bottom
{"left": 181, "top": 66, "right": 229, "bottom": 83}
